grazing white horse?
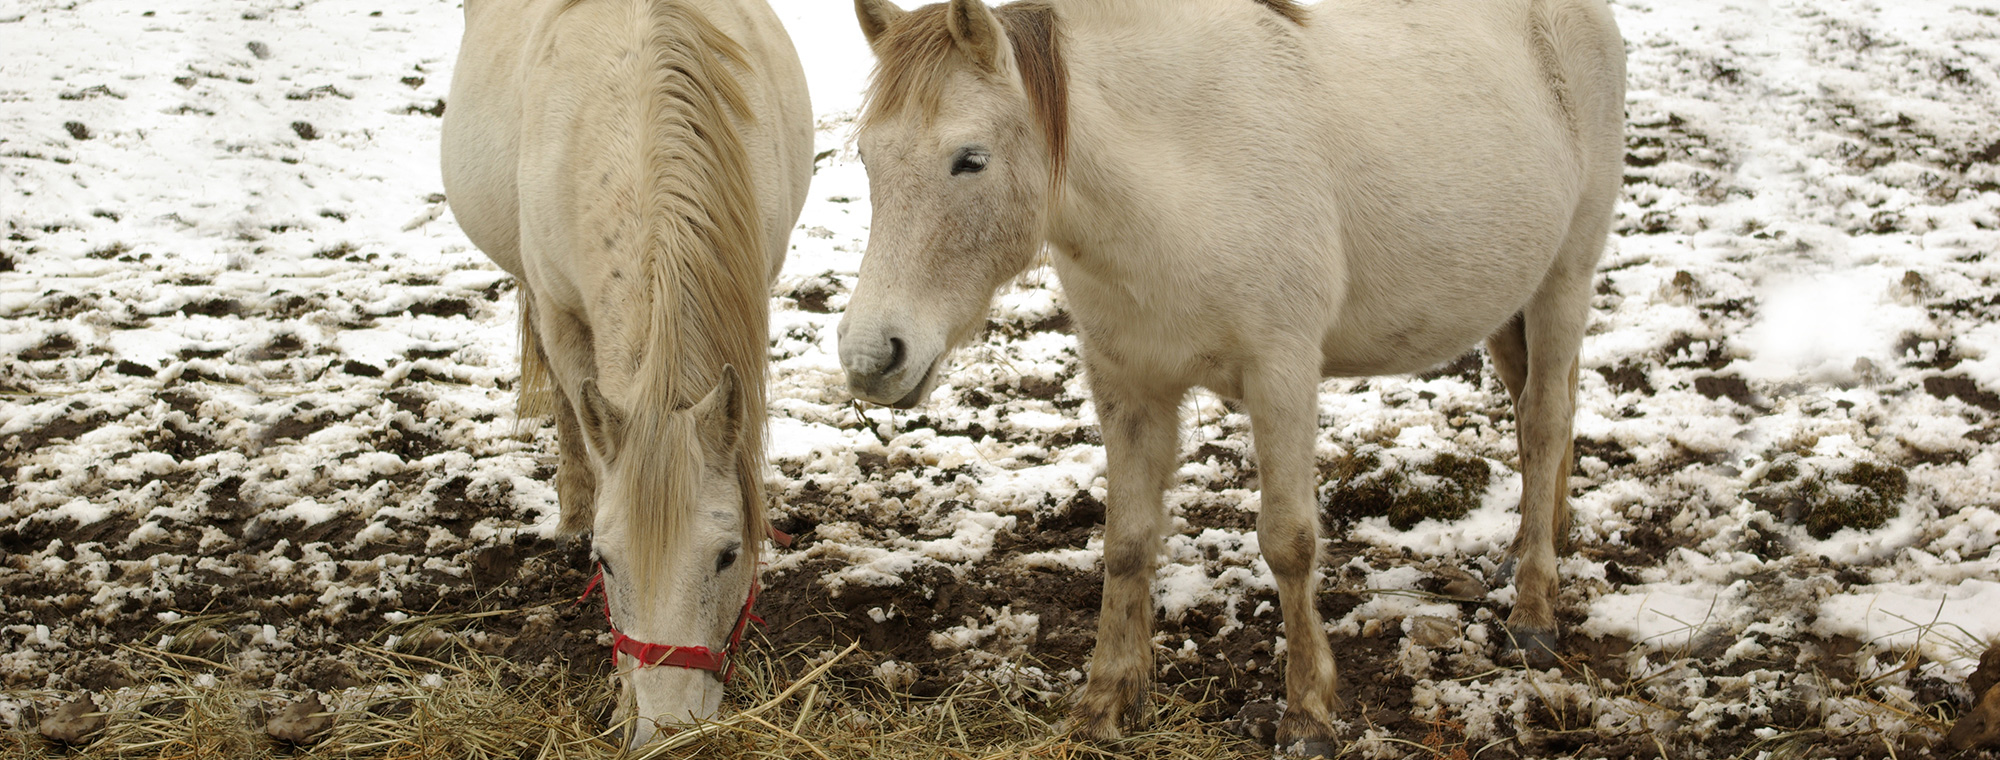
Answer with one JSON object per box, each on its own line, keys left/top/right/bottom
{"left": 441, "top": 0, "right": 811, "bottom": 745}
{"left": 839, "top": 0, "right": 1623, "bottom": 754}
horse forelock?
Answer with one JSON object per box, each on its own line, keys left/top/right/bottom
{"left": 862, "top": 1, "right": 1068, "bottom": 188}
{"left": 606, "top": 0, "right": 769, "bottom": 590}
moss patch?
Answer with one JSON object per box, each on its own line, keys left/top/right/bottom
{"left": 1321, "top": 446, "right": 1493, "bottom": 530}
{"left": 1745, "top": 455, "right": 1908, "bottom": 539}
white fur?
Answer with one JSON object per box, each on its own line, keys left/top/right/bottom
{"left": 843, "top": 0, "right": 1624, "bottom": 746}
{"left": 443, "top": 0, "right": 811, "bottom": 745}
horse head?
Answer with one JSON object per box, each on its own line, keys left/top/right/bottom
{"left": 574, "top": 367, "right": 755, "bottom": 744}
{"left": 840, "top": 0, "right": 1066, "bottom": 407}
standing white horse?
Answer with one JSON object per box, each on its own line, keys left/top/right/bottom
{"left": 839, "top": 0, "right": 1623, "bottom": 754}
{"left": 441, "top": 0, "right": 811, "bottom": 744}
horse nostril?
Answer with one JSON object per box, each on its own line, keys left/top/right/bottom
{"left": 883, "top": 337, "right": 906, "bottom": 375}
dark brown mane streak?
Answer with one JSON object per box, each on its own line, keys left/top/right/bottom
{"left": 863, "top": 1, "right": 1069, "bottom": 188}
{"left": 1253, "top": 0, "right": 1307, "bottom": 25}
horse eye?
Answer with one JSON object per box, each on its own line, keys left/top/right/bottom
{"left": 952, "top": 150, "right": 989, "bottom": 175}
{"left": 715, "top": 547, "right": 739, "bottom": 573}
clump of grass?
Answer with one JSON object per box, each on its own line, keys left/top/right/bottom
{"left": 1323, "top": 445, "right": 1492, "bottom": 529}
{"left": 671, "top": 642, "right": 1265, "bottom": 760}
{"left": 1, "top": 618, "right": 1268, "bottom": 760}
{"left": 1745, "top": 454, "right": 1908, "bottom": 539}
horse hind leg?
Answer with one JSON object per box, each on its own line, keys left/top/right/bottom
{"left": 520, "top": 287, "right": 598, "bottom": 534}
{"left": 1486, "top": 314, "right": 1574, "bottom": 555}
{"left": 1485, "top": 313, "right": 1527, "bottom": 407}
{"left": 1069, "top": 371, "right": 1183, "bottom": 742}
{"left": 1496, "top": 244, "right": 1596, "bottom": 669}
{"left": 554, "top": 391, "right": 598, "bottom": 534}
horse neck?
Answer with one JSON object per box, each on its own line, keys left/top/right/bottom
{"left": 1044, "top": 0, "right": 1314, "bottom": 254}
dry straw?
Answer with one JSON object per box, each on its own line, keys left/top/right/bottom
{"left": 4, "top": 625, "right": 1270, "bottom": 759}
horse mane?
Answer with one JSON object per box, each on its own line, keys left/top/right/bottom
{"left": 862, "top": 1, "right": 1069, "bottom": 188}
{"left": 571, "top": 0, "right": 771, "bottom": 586}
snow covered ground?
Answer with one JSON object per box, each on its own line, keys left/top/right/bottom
{"left": 3, "top": 0, "right": 2000, "bottom": 756}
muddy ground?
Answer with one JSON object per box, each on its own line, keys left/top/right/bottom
{"left": 8, "top": 0, "right": 2000, "bottom": 758}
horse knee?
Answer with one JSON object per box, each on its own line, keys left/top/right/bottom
{"left": 1102, "top": 535, "right": 1156, "bottom": 579}
{"left": 1260, "top": 524, "right": 1318, "bottom": 578}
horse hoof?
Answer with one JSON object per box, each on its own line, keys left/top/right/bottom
{"left": 1502, "top": 625, "right": 1560, "bottom": 669}
{"left": 1275, "top": 736, "right": 1338, "bottom": 759}
{"left": 1061, "top": 703, "right": 1139, "bottom": 743}
{"left": 1058, "top": 716, "right": 1125, "bottom": 744}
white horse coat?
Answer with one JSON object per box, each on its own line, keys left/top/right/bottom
{"left": 841, "top": 0, "right": 1623, "bottom": 753}
{"left": 443, "top": 0, "right": 811, "bottom": 743}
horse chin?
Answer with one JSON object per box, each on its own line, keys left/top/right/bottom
{"left": 624, "top": 668, "right": 722, "bottom": 747}
{"left": 887, "top": 357, "right": 941, "bottom": 409}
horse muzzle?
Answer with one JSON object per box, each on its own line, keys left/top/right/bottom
{"left": 838, "top": 319, "right": 945, "bottom": 408}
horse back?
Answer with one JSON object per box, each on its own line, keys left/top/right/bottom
{"left": 443, "top": 0, "right": 812, "bottom": 293}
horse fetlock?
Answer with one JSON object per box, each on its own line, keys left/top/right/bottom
{"left": 1503, "top": 564, "right": 1562, "bottom": 668}
{"left": 1512, "top": 564, "right": 1560, "bottom": 619}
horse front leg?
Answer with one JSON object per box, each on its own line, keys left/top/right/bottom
{"left": 1070, "top": 375, "right": 1184, "bottom": 741}
{"left": 1247, "top": 361, "right": 1343, "bottom": 756}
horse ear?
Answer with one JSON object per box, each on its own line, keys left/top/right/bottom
{"left": 575, "top": 378, "right": 624, "bottom": 463}
{"left": 854, "top": 0, "right": 907, "bottom": 50}
{"left": 946, "top": 0, "right": 1007, "bottom": 73}
{"left": 691, "top": 365, "right": 744, "bottom": 457}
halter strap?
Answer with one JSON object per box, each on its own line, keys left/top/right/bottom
{"left": 576, "top": 568, "right": 764, "bottom": 682}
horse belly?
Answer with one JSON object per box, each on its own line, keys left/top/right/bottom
{"left": 441, "top": 0, "right": 553, "bottom": 280}
{"left": 1315, "top": 175, "right": 1576, "bottom": 379}
{"left": 1317, "top": 300, "right": 1520, "bottom": 378}
{"left": 1307, "top": 33, "right": 1585, "bottom": 375}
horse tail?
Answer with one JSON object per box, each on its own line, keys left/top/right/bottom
{"left": 514, "top": 285, "right": 556, "bottom": 429}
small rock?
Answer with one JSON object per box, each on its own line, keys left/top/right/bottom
{"left": 266, "top": 694, "right": 334, "bottom": 744}
{"left": 1409, "top": 615, "right": 1459, "bottom": 648}
{"left": 38, "top": 694, "right": 105, "bottom": 745}
{"left": 1229, "top": 700, "right": 1281, "bottom": 746}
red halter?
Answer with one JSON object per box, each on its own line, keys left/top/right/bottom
{"left": 575, "top": 528, "right": 789, "bottom": 682}
{"left": 577, "top": 570, "right": 761, "bottom": 681}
